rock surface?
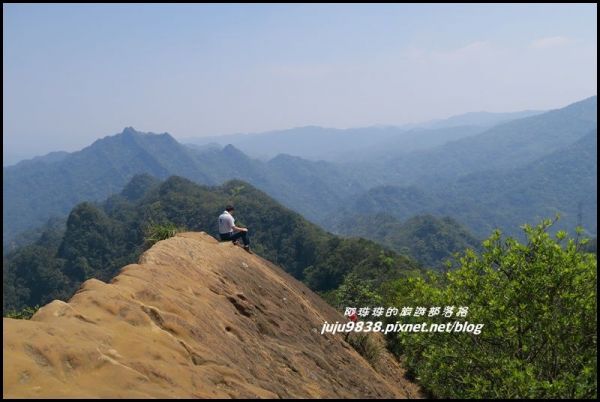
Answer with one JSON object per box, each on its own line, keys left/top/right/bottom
{"left": 3, "top": 232, "right": 422, "bottom": 398}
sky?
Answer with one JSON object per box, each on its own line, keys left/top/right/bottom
{"left": 3, "top": 3, "right": 597, "bottom": 164}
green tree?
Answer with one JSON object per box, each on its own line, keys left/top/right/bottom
{"left": 385, "top": 218, "right": 597, "bottom": 398}
{"left": 335, "top": 272, "right": 383, "bottom": 310}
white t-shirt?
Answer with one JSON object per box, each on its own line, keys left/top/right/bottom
{"left": 218, "top": 211, "right": 235, "bottom": 234}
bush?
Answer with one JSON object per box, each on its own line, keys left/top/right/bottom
{"left": 346, "top": 332, "right": 383, "bottom": 367}
{"left": 334, "top": 272, "right": 383, "bottom": 310}
{"left": 143, "top": 221, "right": 184, "bottom": 246}
{"left": 385, "top": 218, "right": 597, "bottom": 398}
{"left": 5, "top": 305, "right": 40, "bottom": 320}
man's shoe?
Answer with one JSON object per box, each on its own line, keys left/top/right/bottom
{"left": 243, "top": 246, "right": 253, "bottom": 254}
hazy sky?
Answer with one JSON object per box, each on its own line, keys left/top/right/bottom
{"left": 3, "top": 3, "right": 597, "bottom": 163}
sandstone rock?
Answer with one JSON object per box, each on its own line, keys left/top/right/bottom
{"left": 3, "top": 232, "right": 422, "bottom": 398}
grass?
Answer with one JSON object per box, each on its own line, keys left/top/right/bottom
{"left": 144, "top": 222, "right": 185, "bottom": 246}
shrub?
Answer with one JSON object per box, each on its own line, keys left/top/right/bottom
{"left": 5, "top": 305, "right": 40, "bottom": 320}
{"left": 143, "top": 221, "right": 184, "bottom": 246}
{"left": 385, "top": 218, "right": 597, "bottom": 398}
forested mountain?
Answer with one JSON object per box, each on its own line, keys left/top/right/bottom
{"left": 341, "top": 129, "right": 598, "bottom": 238}
{"left": 187, "top": 144, "right": 363, "bottom": 222}
{"left": 3, "top": 128, "right": 362, "bottom": 243}
{"left": 4, "top": 127, "right": 206, "bottom": 241}
{"left": 9, "top": 151, "right": 70, "bottom": 167}
{"left": 332, "top": 214, "right": 481, "bottom": 269}
{"left": 3, "top": 217, "right": 67, "bottom": 255}
{"left": 346, "top": 96, "right": 597, "bottom": 187}
{"left": 3, "top": 175, "right": 420, "bottom": 313}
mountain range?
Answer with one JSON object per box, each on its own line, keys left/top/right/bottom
{"left": 3, "top": 128, "right": 363, "bottom": 243}
{"left": 4, "top": 96, "right": 597, "bottom": 251}
{"left": 336, "top": 128, "right": 597, "bottom": 238}
{"left": 343, "top": 96, "right": 597, "bottom": 188}
{"left": 182, "top": 109, "right": 544, "bottom": 162}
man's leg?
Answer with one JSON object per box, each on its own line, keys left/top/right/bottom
{"left": 239, "top": 230, "right": 249, "bottom": 246}
{"left": 230, "top": 230, "right": 249, "bottom": 246}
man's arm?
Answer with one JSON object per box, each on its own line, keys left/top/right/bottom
{"left": 232, "top": 225, "right": 248, "bottom": 232}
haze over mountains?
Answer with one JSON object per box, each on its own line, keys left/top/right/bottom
{"left": 334, "top": 127, "right": 597, "bottom": 239}
{"left": 182, "top": 109, "right": 544, "bottom": 162}
{"left": 4, "top": 96, "right": 596, "bottom": 251}
{"left": 344, "top": 96, "right": 596, "bottom": 187}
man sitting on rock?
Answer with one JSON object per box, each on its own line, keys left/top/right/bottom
{"left": 218, "top": 205, "right": 252, "bottom": 253}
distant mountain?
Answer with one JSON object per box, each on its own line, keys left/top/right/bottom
{"left": 183, "top": 109, "right": 545, "bottom": 163}
{"left": 3, "top": 216, "right": 67, "bottom": 256}
{"left": 185, "top": 125, "right": 412, "bottom": 161}
{"left": 439, "top": 128, "right": 598, "bottom": 236}
{"left": 8, "top": 151, "right": 70, "bottom": 168}
{"left": 346, "top": 96, "right": 597, "bottom": 187}
{"left": 3, "top": 127, "right": 363, "bottom": 243}
{"left": 2, "top": 151, "right": 39, "bottom": 167}
{"left": 185, "top": 142, "right": 223, "bottom": 153}
{"left": 414, "top": 109, "right": 544, "bottom": 130}
{"left": 4, "top": 127, "right": 208, "bottom": 241}
{"left": 333, "top": 213, "right": 481, "bottom": 269}
{"left": 340, "top": 128, "right": 598, "bottom": 238}
{"left": 336, "top": 125, "right": 489, "bottom": 162}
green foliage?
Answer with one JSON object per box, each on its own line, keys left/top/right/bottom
{"left": 3, "top": 216, "right": 66, "bottom": 256}
{"left": 384, "top": 218, "right": 597, "bottom": 398}
{"left": 143, "top": 221, "right": 184, "bottom": 246}
{"left": 120, "top": 173, "right": 161, "bottom": 202}
{"left": 228, "top": 184, "right": 246, "bottom": 197}
{"left": 337, "top": 214, "right": 481, "bottom": 269}
{"left": 335, "top": 272, "right": 382, "bottom": 310}
{"left": 3, "top": 244, "right": 70, "bottom": 312}
{"left": 4, "top": 305, "right": 40, "bottom": 320}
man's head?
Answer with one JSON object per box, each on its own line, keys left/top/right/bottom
{"left": 225, "top": 205, "right": 235, "bottom": 214}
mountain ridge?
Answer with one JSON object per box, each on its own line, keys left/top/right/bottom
{"left": 3, "top": 128, "right": 362, "bottom": 242}
{"left": 3, "top": 231, "right": 422, "bottom": 398}
{"left": 346, "top": 95, "right": 597, "bottom": 187}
